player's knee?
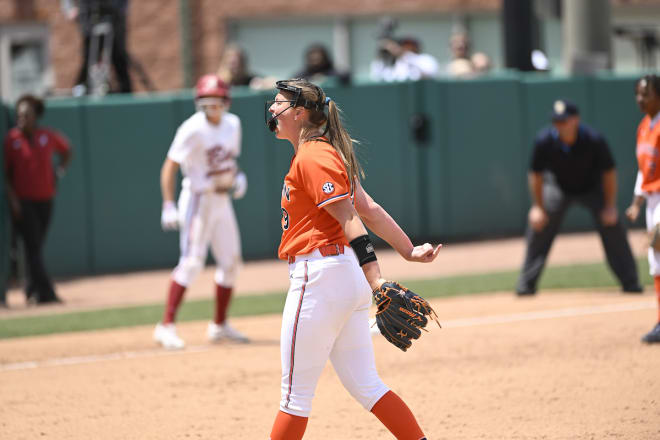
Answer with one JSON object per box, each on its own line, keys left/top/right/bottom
{"left": 173, "top": 256, "right": 204, "bottom": 286}
{"left": 214, "top": 257, "right": 241, "bottom": 286}
{"left": 649, "top": 224, "right": 660, "bottom": 252}
{"left": 343, "top": 377, "right": 389, "bottom": 410}
{"left": 279, "top": 392, "right": 313, "bottom": 418}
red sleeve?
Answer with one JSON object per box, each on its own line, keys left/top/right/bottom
{"left": 48, "top": 129, "right": 71, "bottom": 153}
{"left": 296, "top": 144, "right": 351, "bottom": 208}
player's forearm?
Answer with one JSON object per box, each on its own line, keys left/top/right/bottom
{"left": 602, "top": 169, "right": 617, "bottom": 208}
{"left": 630, "top": 194, "right": 645, "bottom": 209}
{"left": 528, "top": 172, "right": 544, "bottom": 209}
{"left": 342, "top": 216, "right": 385, "bottom": 289}
{"left": 160, "top": 159, "right": 179, "bottom": 203}
{"left": 360, "top": 205, "right": 413, "bottom": 258}
{"left": 354, "top": 183, "right": 413, "bottom": 257}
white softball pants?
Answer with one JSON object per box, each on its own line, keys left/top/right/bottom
{"left": 279, "top": 247, "right": 389, "bottom": 417}
{"left": 172, "top": 188, "right": 242, "bottom": 287}
{"left": 646, "top": 193, "right": 660, "bottom": 276}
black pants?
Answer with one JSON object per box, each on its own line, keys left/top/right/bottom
{"left": 14, "top": 199, "right": 58, "bottom": 303}
{"left": 75, "top": 16, "right": 133, "bottom": 93}
{"left": 516, "top": 180, "right": 640, "bottom": 293}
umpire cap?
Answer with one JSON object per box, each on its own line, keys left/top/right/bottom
{"left": 551, "top": 99, "right": 579, "bottom": 121}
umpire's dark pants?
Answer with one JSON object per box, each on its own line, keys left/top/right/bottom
{"left": 516, "top": 180, "right": 640, "bottom": 293}
{"left": 15, "top": 199, "right": 58, "bottom": 303}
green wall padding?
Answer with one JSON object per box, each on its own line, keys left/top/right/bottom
{"left": 590, "top": 75, "right": 642, "bottom": 227}
{"left": 84, "top": 95, "right": 180, "bottom": 273}
{"left": 23, "top": 75, "right": 646, "bottom": 278}
{"left": 40, "top": 99, "right": 92, "bottom": 276}
{"left": 0, "top": 103, "right": 8, "bottom": 300}
{"left": 444, "top": 77, "right": 527, "bottom": 238}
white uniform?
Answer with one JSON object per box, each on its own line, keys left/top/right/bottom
{"left": 281, "top": 248, "right": 389, "bottom": 417}
{"left": 167, "top": 111, "right": 242, "bottom": 287}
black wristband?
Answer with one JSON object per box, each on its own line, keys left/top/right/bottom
{"left": 350, "top": 234, "right": 377, "bottom": 266}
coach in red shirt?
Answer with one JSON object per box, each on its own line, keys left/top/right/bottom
{"left": 3, "top": 94, "right": 71, "bottom": 305}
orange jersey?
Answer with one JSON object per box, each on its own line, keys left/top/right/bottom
{"left": 278, "top": 139, "right": 353, "bottom": 260}
{"left": 636, "top": 114, "right": 660, "bottom": 193}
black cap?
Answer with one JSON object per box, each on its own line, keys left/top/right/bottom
{"left": 551, "top": 99, "right": 579, "bottom": 121}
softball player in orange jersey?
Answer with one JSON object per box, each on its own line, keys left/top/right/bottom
{"left": 265, "top": 79, "right": 442, "bottom": 440}
{"left": 626, "top": 74, "right": 660, "bottom": 344}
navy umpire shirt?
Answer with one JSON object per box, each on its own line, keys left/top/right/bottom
{"left": 530, "top": 124, "right": 615, "bottom": 195}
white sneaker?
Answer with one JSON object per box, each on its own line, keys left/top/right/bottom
{"left": 153, "top": 323, "right": 185, "bottom": 350}
{"left": 369, "top": 318, "right": 381, "bottom": 336}
{"left": 207, "top": 321, "right": 249, "bottom": 343}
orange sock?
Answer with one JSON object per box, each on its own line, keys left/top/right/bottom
{"left": 371, "top": 391, "right": 425, "bottom": 440}
{"left": 655, "top": 276, "right": 660, "bottom": 322}
{"left": 269, "top": 410, "right": 308, "bottom": 440}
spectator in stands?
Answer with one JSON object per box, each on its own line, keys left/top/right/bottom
{"left": 63, "top": 0, "right": 133, "bottom": 95}
{"left": 293, "top": 43, "right": 350, "bottom": 86}
{"left": 217, "top": 44, "right": 275, "bottom": 90}
{"left": 3, "top": 95, "right": 72, "bottom": 305}
{"left": 471, "top": 51, "right": 493, "bottom": 76}
{"left": 446, "top": 31, "right": 476, "bottom": 78}
{"left": 370, "top": 36, "right": 438, "bottom": 82}
{"left": 516, "top": 99, "right": 642, "bottom": 297}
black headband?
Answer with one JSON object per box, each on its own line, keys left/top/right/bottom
{"left": 276, "top": 80, "right": 325, "bottom": 112}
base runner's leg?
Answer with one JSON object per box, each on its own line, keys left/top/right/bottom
{"left": 165, "top": 190, "right": 209, "bottom": 322}
{"left": 209, "top": 200, "right": 242, "bottom": 324}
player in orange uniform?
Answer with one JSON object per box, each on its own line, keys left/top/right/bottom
{"left": 626, "top": 74, "right": 660, "bottom": 344}
{"left": 265, "top": 79, "right": 441, "bottom": 440}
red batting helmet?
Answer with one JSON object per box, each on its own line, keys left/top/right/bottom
{"left": 195, "top": 74, "right": 230, "bottom": 100}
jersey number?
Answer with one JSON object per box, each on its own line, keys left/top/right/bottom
{"left": 281, "top": 207, "right": 289, "bottom": 230}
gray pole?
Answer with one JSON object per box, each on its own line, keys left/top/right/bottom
{"left": 333, "top": 17, "right": 351, "bottom": 75}
{"left": 562, "top": 0, "right": 612, "bottom": 74}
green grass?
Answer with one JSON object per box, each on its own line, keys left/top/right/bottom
{"left": 0, "top": 258, "right": 651, "bottom": 340}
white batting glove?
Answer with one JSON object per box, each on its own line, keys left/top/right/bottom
{"left": 161, "top": 201, "right": 179, "bottom": 230}
{"left": 231, "top": 171, "right": 247, "bottom": 200}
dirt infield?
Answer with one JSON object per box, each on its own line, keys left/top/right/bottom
{"left": 1, "top": 231, "right": 660, "bottom": 439}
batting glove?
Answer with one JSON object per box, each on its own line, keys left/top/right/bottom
{"left": 161, "top": 201, "right": 179, "bottom": 230}
{"left": 231, "top": 171, "right": 247, "bottom": 200}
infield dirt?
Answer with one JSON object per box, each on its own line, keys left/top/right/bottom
{"left": 1, "top": 230, "right": 659, "bottom": 439}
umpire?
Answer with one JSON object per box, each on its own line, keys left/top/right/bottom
{"left": 516, "top": 99, "right": 642, "bottom": 295}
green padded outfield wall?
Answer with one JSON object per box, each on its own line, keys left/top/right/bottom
{"left": 40, "top": 99, "right": 92, "bottom": 276}
{"left": 590, "top": 75, "right": 643, "bottom": 227}
{"left": 0, "top": 103, "right": 7, "bottom": 300}
{"left": 23, "top": 75, "right": 646, "bottom": 278}
{"left": 83, "top": 95, "right": 181, "bottom": 273}
{"left": 438, "top": 75, "right": 528, "bottom": 239}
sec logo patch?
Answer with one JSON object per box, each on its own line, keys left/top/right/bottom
{"left": 322, "top": 182, "right": 335, "bottom": 194}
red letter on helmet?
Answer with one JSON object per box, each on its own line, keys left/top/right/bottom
{"left": 195, "top": 74, "right": 230, "bottom": 101}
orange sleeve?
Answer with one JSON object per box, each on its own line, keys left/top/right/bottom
{"left": 296, "top": 146, "right": 351, "bottom": 208}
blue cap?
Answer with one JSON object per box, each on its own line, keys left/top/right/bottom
{"left": 551, "top": 99, "right": 579, "bottom": 121}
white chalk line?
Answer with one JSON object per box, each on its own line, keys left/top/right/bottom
{"left": 442, "top": 300, "right": 656, "bottom": 328}
{"left": 1, "top": 300, "right": 655, "bottom": 373}
{"left": 1, "top": 345, "right": 212, "bottom": 372}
